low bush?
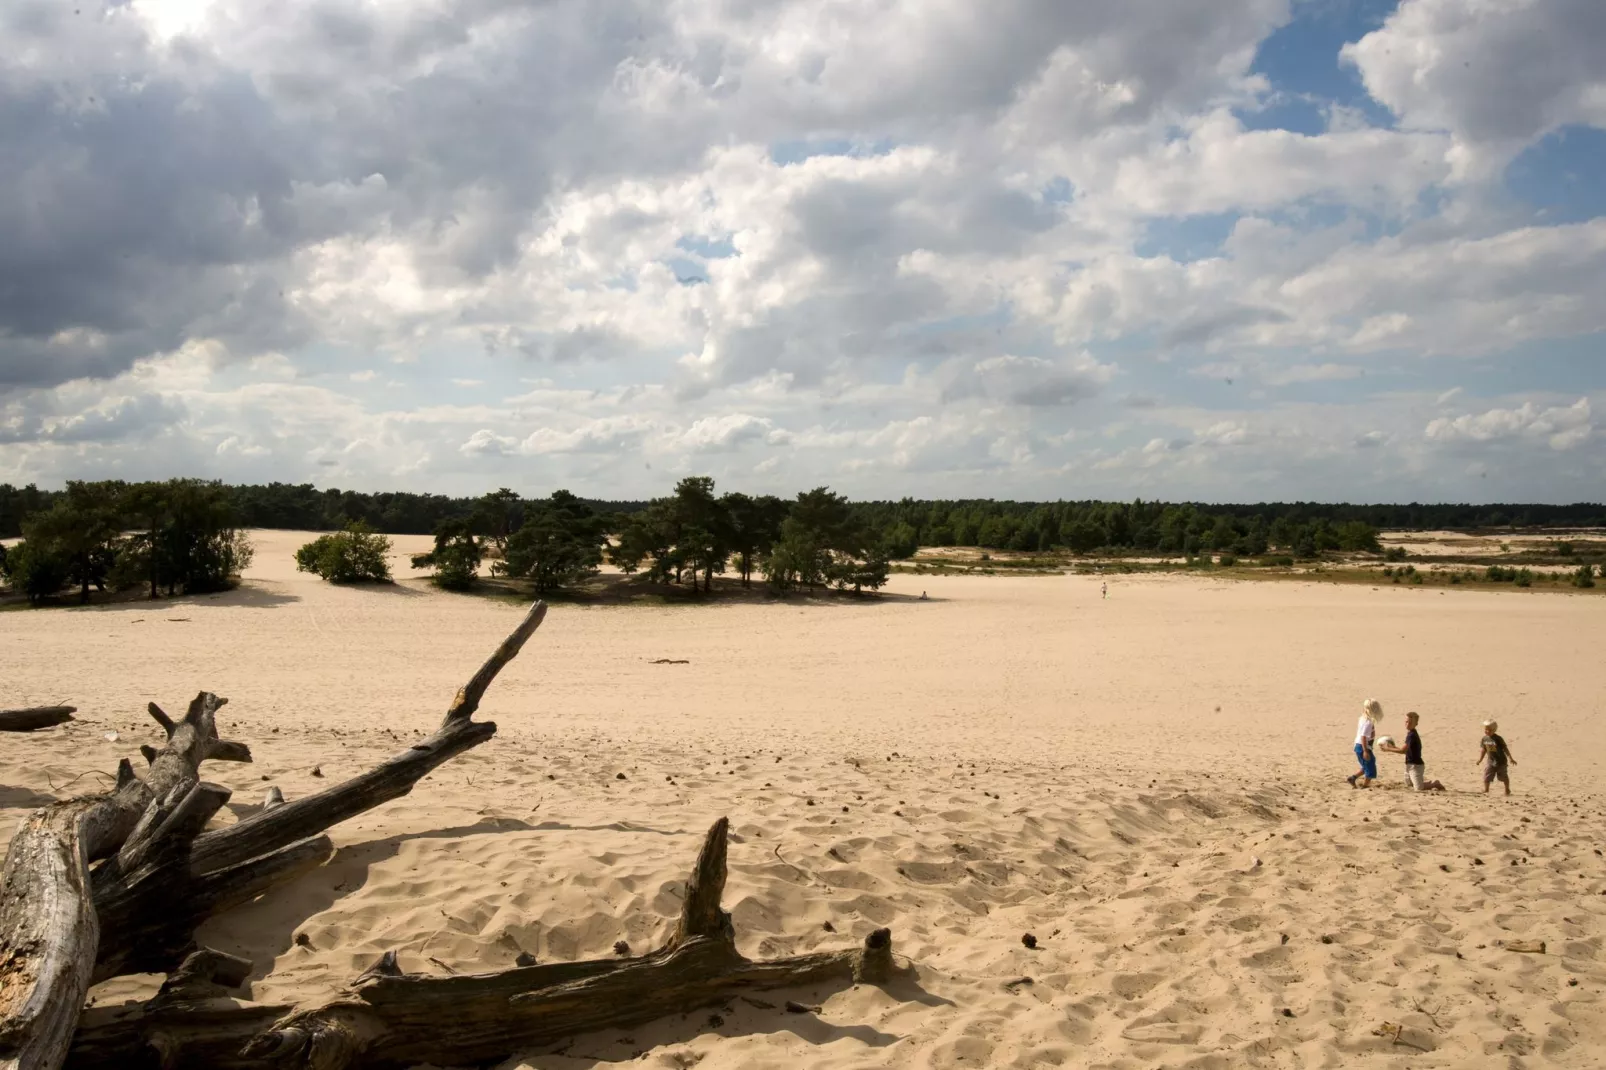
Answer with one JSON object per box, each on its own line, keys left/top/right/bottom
{"left": 295, "top": 523, "right": 393, "bottom": 583}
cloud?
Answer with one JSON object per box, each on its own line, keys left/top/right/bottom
{"left": 1, "top": 0, "right": 1602, "bottom": 503}
{"left": 1425, "top": 397, "right": 1592, "bottom": 451}
{"left": 668, "top": 414, "right": 789, "bottom": 453}
{"left": 1343, "top": 0, "right": 1606, "bottom": 176}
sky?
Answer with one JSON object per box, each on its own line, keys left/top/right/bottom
{"left": 0, "top": 0, "right": 1603, "bottom": 504}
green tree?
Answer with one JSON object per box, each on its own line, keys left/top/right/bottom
{"left": 880, "top": 521, "right": 919, "bottom": 561}
{"left": 671, "top": 477, "right": 731, "bottom": 591}
{"left": 501, "top": 490, "right": 604, "bottom": 594}
{"left": 22, "top": 481, "right": 125, "bottom": 602}
{"left": 153, "top": 479, "right": 254, "bottom": 593}
{"left": 722, "top": 492, "right": 789, "bottom": 585}
{"left": 610, "top": 501, "right": 680, "bottom": 582}
{"left": 413, "top": 518, "right": 482, "bottom": 591}
{"left": 295, "top": 523, "right": 394, "bottom": 583}
{"left": 471, "top": 488, "right": 522, "bottom": 559}
{"left": 0, "top": 539, "right": 71, "bottom": 604}
{"left": 762, "top": 518, "right": 829, "bottom": 590}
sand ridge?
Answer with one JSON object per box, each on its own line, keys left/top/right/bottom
{"left": 2, "top": 528, "right": 1604, "bottom": 1068}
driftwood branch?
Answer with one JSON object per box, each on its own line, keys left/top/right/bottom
{"left": 8, "top": 600, "right": 551, "bottom": 1069}
{"left": 64, "top": 817, "right": 901, "bottom": 1070}
{"left": 0, "top": 708, "right": 76, "bottom": 733}
{"left": 94, "top": 600, "right": 549, "bottom": 982}
{"left": 189, "top": 600, "right": 547, "bottom": 876}
{"left": 0, "top": 694, "right": 223, "bottom": 1070}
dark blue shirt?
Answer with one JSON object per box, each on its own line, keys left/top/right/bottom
{"left": 1404, "top": 728, "right": 1422, "bottom": 765}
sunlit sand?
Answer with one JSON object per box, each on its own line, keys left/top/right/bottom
{"left": 4, "top": 529, "right": 1603, "bottom": 1067}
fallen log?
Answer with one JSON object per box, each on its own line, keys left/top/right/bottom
{"left": 94, "top": 599, "right": 549, "bottom": 982}
{"left": 0, "top": 708, "right": 76, "bottom": 733}
{"left": 0, "top": 694, "right": 236, "bottom": 1070}
{"left": 67, "top": 949, "right": 289, "bottom": 1070}
{"left": 64, "top": 817, "right": 903, "bottom": 1070}
{"left": 5, "top": 601, "right": 550, "bottom": 1069}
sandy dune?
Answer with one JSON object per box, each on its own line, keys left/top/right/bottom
{"left": 3, "top": 528, "right": 1604, "bottom": 1068}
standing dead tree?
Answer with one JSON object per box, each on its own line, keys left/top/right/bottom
{"left": 1, "top": 601, "right": 549, "bottom": 1070}
{"left": 66, "top": 818, "right": 904, "bottom": 1070}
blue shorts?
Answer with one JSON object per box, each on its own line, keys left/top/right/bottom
{"left": 1354, "top": 743, "right": 1377, "bottom": 780}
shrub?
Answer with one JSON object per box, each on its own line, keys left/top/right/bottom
{"left": 1449, "top": 572, "right": 1462, "bottom": 584}
{"left": 0, "top": 539, "right": 70, "bottom": 604}
{"left": 1382, "top": 566, "right": 1393, "bottom": 577}
{"left": 295, "top": 523, "right": 393, "bottom": 583}
{"left": 1261, "top": 555, "right": 1294, "bottom": 567}
{"left": 1384, "top": 545, "right": 1408, "bottom": 562}
{"left": 1557, "top": 541, "right": 1575, "bottom": 557}
{"left": 1218, "top": 554, "right": 1238, "bottom": 567}
{"left": 1574, "top": 563, "right": 1596, "bottom": 589}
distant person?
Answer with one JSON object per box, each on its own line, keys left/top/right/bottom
{"left": 1101, "top": 581, "right": 1107, "bottom": 600}
{"left": 1476, "top": 719, "right": 1515, "bottom": 795}
{"left": 1347, "top": 699, "right": 1381, "bottom": 788}
{"left": 1379, "top": 711, "right": 1444, "bottom": 791}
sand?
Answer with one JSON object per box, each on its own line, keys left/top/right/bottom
{"left": 3, "top": 528, "right": 1604, "bottom": 1068}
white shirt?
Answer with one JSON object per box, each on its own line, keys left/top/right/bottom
{"left": 1355, "top": 716, "right": 1376, "bottom": 747}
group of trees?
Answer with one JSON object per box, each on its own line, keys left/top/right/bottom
{"left": 395, "top": 480, "right": 894, "bottom": 596}
{"left": 11, "top": 475, "right": 1605, "bottom": 604}
{"left": 7, "top": 480, "right": 1604, "bottom": 546}
{"left": 0, "top": 480, "right": 252, "bottom": 604}
{"left": 849, "top": 499, "right": 1388, "bottom": 557}
{"left": 608, "top": 479, "right": 891, "bottom": 592}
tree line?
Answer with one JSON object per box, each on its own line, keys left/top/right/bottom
{"left": 399, "top": 480, "right": 891, "bottom": 595}
{"left": 5, "top": 481, "right": 1603, "bottom": 545}
{"left": 0, "top": 480, "right": 253, "bottom": 604}
{"left": 8, "top": 477, "right": 1606, "bottom": 604}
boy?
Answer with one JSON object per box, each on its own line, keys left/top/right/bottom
{"left": 1475, "top": 719, "right": 1515, "bottom": 795}
{"left": 1380, "top": 711, "right": 1444, "bottom": 790}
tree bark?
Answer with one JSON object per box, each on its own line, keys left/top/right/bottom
{"left": 0, "top": 709, "right": 76, "bottom": 734}
{"left": 95, "top": 599, "right": 548, "bottom": 982}
{"left": 6, "top": 600, "right": 550, "bottom": 1070}
{"left": 0, "top": 694, "right": 228, "bottom": 1070}
{"left": 63, "top": 817, "right": 902, "bottom": 1070}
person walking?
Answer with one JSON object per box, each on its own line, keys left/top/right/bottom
{"left": 1476, "top": 719, "right": 1515, "bottom": 795}
{"left": 1347, "top": 699, "right": 1381, "bottom": 788}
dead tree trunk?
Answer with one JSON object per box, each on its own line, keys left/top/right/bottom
{"left": 4, "top": 601, "right": 550, "bottom": 1070}
{"left": 93, "top": 599, "right": 548, "bottom": 982}
{"left": 63, "top": 817, "right": 901, "bottom": 1070}
{"left": 0, "top": 693, "right": 237, "bottom": 1070}
{"left": 0, "top": 709, "right": 76, "bottom": 733}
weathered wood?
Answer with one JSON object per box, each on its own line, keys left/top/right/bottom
{"left": 0, "top": 709, "right": 76, "bottom": 733}
{"left": 0, "top": 695, "right": 223, "bottom": 1070}
{"left": 92, "top": 836, "right": 334, "bottom": 983}
{"left": 237, "top": 817, "right": 903, "bottom": 1070}
{"left": 146, "top": 705, "right": 251, "bottom": 765}
{"left": 189, "top": 600, "right": 546, "bottom": 876}
{"left": 68, "top": 945, "right": 289, "bottom": 1070}
{"left": 83, "top": 601, "right": 546, "bottom": 986}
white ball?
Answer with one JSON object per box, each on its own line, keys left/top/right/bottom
{"left": 1375, "top": 736, "right": 1396, "bottom": 749}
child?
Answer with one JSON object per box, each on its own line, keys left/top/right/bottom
{"left": 1476, "top": 719, "right": 1515, "bottom": 795}
{"left": 1380, "top": 711, "right": 1445, "bottom": 790}
{"left": 1347, "top": 699, "right": 1381, "bottom": 788}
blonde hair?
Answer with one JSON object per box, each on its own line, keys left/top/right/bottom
{"left": 1362, "top": 698, "right": 1383, "bottom": 724}
{"left": 1483, "top": 719, "right": 1497, "bottom": 731}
